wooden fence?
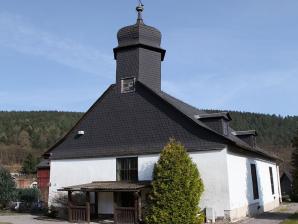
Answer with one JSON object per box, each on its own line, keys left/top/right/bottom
{"left": 114, "top": 207, "right": 136, "bottom": 224}
{"left": 68, "top": 202, "right": 90, "bottom": 223}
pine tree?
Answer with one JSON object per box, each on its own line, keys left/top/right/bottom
{"left": 21, "top": 153, "right": 37, "bottom": 174}
{"left": 145, "top": 139, "right": 204, "bottom": 224}
{"left": 291, "top": 131, "right": 298, "bottom": 201}
{"left": 0, "top": 166, "right": 16, "bottom": 208}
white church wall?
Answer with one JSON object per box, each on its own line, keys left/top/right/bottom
{"left": 49, "top": 148, "right": 279, "bottom": 220}
{"left": 50, "top": 150, "right": 229, "bottom": 218}
{"left": 226, "top": 151, "right": 280, "bottom": 221}
{"left": 190, "top": 149, "right": 230, "bottom": 218}
{"left": 138, "top": 154, "right": 159, "bottom": 180}
{"left": 138, "top": 149, "right": 230, "bottom": 218}
{"left": 49, "top": 157, "right": 116, "bottom": 214}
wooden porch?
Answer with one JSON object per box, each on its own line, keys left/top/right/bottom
{"left": 60, "top": 181, "right": 151, "bottom": 224}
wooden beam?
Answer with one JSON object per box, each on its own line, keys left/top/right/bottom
{"left": 94, "top": 192, "right": 99, "bottom": 218}
{"left": 68, "top": 191, "right": 72, "bottom": 222}
{"left": 86, "top": 191, "right": 90, "bottom": 223}
{"left": 134, "top": 192, "right": 139, "bottom": 223}
{"left": 138, "top": 191, "right": 142, "bottom": 221}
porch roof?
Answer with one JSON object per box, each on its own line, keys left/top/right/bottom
{"left": 59, "top": 181, "right": 151, "bottom": 192}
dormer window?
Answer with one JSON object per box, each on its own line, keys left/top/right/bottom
{"left": 232, "top": 130, "right": 258, "bottom": 148}
{"left": 223, "top": 122, "right": 229, "bottom": 136}
{"left": 121, "top": 78, "right": 136, "bottom": 93}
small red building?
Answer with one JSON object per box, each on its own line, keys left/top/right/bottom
{"left": 37, "top": 159, "right": 50, "bottom": 205}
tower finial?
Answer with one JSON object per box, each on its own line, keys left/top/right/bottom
{"left": 136, "top": 1, "right": 144, "bottom": 24}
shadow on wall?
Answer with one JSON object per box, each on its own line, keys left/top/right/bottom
{"left": 253, "top": 211, "right": 293, "bottom": 220}
{"left": 256, "top": 162, "right": 265, "bottom": 213}
{"left": 138, "top": 157, "right": 157, "bottom": 181}
{"left": 245, "top": 160, "right": 262, "bottom": 217}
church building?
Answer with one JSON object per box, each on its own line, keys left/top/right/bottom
{"left": 43, "top": 4, "right": 281, "bottom": 223}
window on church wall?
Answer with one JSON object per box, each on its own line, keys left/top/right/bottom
{"left": 250, "top": 164, "right": 259, "bottom": 200}
{"left": 116, "top": 157, "right": 138, "bottom": 181}
{"left": 121, "top": 78, "right": 136, "bottom": 93}
{"left": 269, "top": 167, "right": 275, "bottom": 194}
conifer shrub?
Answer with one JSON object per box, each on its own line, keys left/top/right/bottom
{"left": 145, "top": 139, "right": 204, "bottom": 224}
{"left": 0, "top": 166, "right": 16, "bottom": 209}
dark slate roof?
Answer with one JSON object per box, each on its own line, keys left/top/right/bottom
{"left": 60, "top": 181, "right": 151, "bottom": 192}
{"left": 36, "top": 159, "right": 50, "bottom": 169}
{"left": 46, "top": 83, "right": 227, "bottom": 160}
{"left": 45, "top": 81, "right": 278, "bottom": 161}
{"left": 155, "top": 87, "right": 278, "bottom": 161}
{"left": 114, "top": 15, "right": 166, "bottom": 61}
{"left": 232, "top": 130, "right": 258, "bottom": 136}
{"left": 195, "top": 112, "right": 232, "bottom": 121}
{"left": 117, "top": 22, "right": 161, "bottom": 48}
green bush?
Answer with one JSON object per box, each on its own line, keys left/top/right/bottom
{"left": 145, "top": 139, "right": 204, "bottom": 224}
{"left": 16, "top": 188, "right": 40, "bottom": 203}
{"left": 0, "top": 166, "right": 16, "bottom": 208}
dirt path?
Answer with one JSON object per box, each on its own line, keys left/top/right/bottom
{"left": 0, "top": 214, "right": 68, "bottom": 224}
{"left": 234, "top": 203, "right": 298, "bottom": 224}
{"left": 0, "top": 214, "right": 112, "bottom": 224}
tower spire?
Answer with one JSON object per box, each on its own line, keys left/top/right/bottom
{"left": 136, "top": 1, "right": 144, "bottom": 24}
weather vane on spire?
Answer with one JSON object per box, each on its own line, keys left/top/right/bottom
{"left": 137, "top": 0, "right": 144, "bottom": 6}
{"left": 136, "top": 0, "right": 144, "bottom": 24}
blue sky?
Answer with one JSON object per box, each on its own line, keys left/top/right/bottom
{"left": 0, "top": 0, "right": 297, "bottom": 116}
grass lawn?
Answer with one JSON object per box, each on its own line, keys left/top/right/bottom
{"left": 0, "top": 222, "right": 12, "bottom": 224}
{"left": 281, "top": 213, "right": 298, "bottom": 224}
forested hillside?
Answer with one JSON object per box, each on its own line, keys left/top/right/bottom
{"left": 0, "top": 111, "right": 297, "bottom": 172}
{"left": 210, "top": 110, "right": 298, "bottom": 172}
{"left": 0, "top": 111, "right": 82, "bottom": 167}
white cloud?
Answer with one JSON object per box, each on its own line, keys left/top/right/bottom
{"left": 0, "top": 12, "right": 114, "bottom": 76}
{"left": 162, "top": 69, "right": 298, "bottom": 113}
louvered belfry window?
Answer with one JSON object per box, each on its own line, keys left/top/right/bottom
{"left": 121, "top": 78, "right": 135, "bottom": 93}
{"left": 116, "top": 157, "right": 138, "bottom": 181}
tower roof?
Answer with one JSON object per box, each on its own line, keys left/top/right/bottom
{"left": 117, "top": 22, "right": 162, "bottom": 48}
{"left": 114, "top": 3, "right": 165, "bottom": 60}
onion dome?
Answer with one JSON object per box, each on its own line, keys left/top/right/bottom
{"left": 114, "top": 4, "right": 165, "bottom": 60}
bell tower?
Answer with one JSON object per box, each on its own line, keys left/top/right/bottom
{"left": 113, "top": 4, "right": 166, "bottom": 92}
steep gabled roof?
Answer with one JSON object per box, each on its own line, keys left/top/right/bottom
{"left": 45, "top": 81, "right": 278, "bottom": 161}
{"left": 140, "top": 83, "right": 278, "bottom": 161}
{"left": 44, "top": 84, "right": 115, "bottom": 158}
{"left": 46, "top": 82, "right": 227, "bottom": 160}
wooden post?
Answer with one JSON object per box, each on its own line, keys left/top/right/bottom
{"left": 138, "top": 191, "right": 142, "bottom": 221}
{"left": 86, "top": 191, "right": 90, "bottom": 223}
{"left": 114, "top": 192, "right": 117, "bottom": 224}
{"left": 134, "top": 192, "right": 139, "bottom": 223}
{"left": 94, "top": 192, "right": 99, "bottom": 218}
{"left": 68, "top": 191, "right": 72, "bottom": 222}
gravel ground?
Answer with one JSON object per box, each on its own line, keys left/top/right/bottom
{"left": 0, "top": 214, "right": 112, "bottom": 224}
{"left": 0, "top": 214, "right": 69, "bottom": 224}
{"left": 0, "top": 203, "right": 297, "bottom": 224}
